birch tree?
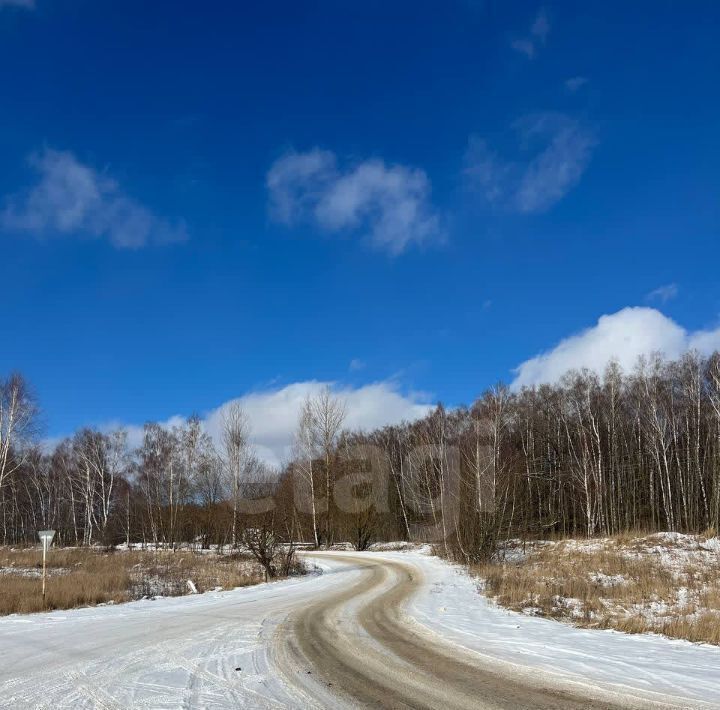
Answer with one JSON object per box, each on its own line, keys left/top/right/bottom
{"left": 306, "top": 387, "right": 346, "bottom": 546}
{"left": 220, "top": 403, "right": 251, "bottom": 547}
{"left": 0, "top": 374, "right": 37, "bottom": 542}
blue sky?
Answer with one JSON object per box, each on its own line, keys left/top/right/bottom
{"left": 1, "top": 0, "right": 719, "bottom": 447}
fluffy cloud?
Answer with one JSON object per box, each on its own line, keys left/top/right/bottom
{"left": 465, "top": 113, "right": 595, "bottom": 214}
{"left": 512, "top": 307, "right": 720, "bottom": 388}
{"left": 266, "top": 148, "right": 442, "bottom": 255}
{"left": 92, "top": 380, "right": 432, "bottom": 469}
{"left": 511, "top": 8, "right": 550, "bottom": 59}
{"left": 2, "top": 148, "right": 188, "bottom": 249}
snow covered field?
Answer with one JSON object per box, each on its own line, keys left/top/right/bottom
{"left": 0, "top": 546, "right": 269, "bottom": 616}
{"left": 1, "top": 550, "right": 719, "bottom": 708}
{"left": 0, "top": 564, "right": 341, "bottom": 709}
{"left": 480, "top": 533, "right": 720, "bottom": 644}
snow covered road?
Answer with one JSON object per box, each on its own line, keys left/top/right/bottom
{"left": 1, "top": 551, "right": 719, "bottom": 709}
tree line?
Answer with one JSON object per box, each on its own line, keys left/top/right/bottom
{"left": 2, "top": 351, "right": 720, "bottom": 561}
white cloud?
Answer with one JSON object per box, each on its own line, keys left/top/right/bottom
{"left": 511, "top": 8, "right": 550, "bottom": 59}
{"left": 463, "top": 138, "right": 510, "bottom": 205}
{"left": 266, "top": 148, "right": 336, "bottom": 225}
{"left": 2, "top": 148, "right": 188, "bottom": 249}
{"left": 646, "top": 283, "right": 678, "bottom": 303}
{"left": 0, "top": 0, "right": 35, "bottom": 7}
{"left": 531, "top": 9, "right": 550, "bottom": 43}
{"left": 84, "top": 380, "right": 432, "bottom": 469}
{"left": 465, "top": 113, "right": 595, "bottom": 214}
{"left": 512, "top": 307, "right": 720, "bottom": 388}
{"left": 515, "top": 114, "right": 596, "bottom": 213}
{"left": 349, "top": 358, "right": 366, "bottom": 372}
{"left": 565, "top": 76, "right": 588, "bottom": 92}
{"left": 267, "top": 148, "right": 442, "bottom": 255}
{"left": 510, "top": 39, "right": 536, "bottom": 59}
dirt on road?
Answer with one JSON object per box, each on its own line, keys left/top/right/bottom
{"left": 276, "top": 554, "right": 674, "bottom": 710}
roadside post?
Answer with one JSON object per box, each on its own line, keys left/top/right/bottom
{"left": 38, "top": 529, "right": 56, "bottom": 606}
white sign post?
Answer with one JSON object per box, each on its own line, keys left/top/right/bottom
{"left": 38, "top": 530, "right": 55, "bottom": 605}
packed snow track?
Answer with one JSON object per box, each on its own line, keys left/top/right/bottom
{"left": 1, "top": 551, "right": 719, "bottom": 709}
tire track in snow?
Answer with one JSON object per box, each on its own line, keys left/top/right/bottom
{"left": 276, "top": 554, "right": 674, "bottom": 709}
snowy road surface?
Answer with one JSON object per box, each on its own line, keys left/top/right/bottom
{"left": 1, "top": 551, "right": 719, "bottom": 709}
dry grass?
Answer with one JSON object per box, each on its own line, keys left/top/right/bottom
{"left": 472, "top": 533, "right": 720, "bottom": 645}
{"left": 0, "top": 547, "right": 267, "bottom": 615}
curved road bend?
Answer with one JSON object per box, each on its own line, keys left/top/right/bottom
{"left": 275, "top": 553, "right": 676, "bottom": 710}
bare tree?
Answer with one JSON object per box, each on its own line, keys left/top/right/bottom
{"left": 73, "top": 429, "right": 128, "bottom": 545}
{"left": 0, "top": 374, "right": 38, "bottom": 543}
{"left": 194, "top": 451, "right": 224, "bottom": 548}
{"left": 306, "top": 387, "right": 346, "bottom": 546}
{"left": 241, "top": 466, "right": 297, "bottom": 578}
{"left": 293, "top": 400, "right": 321, "bottom": 546}
{"left": 137, "top": 423, "right": 177, "bottom": 547}
{"left": 220, "top": 402, "right": 251, "bottom": 547}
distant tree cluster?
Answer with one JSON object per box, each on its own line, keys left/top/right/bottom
{"left": 2, "top": 351, "right": 720, "bottom": 561}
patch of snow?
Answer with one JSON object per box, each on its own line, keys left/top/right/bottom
{"left": 589, "top": 572, "right": 627, "bottom": 587}
{"left": 552, "top": 595, "right": 587, "bottom": 619}
{"left": 369, "top": 541, "right": 433, "bottom": 554}
{"left": 701, "top": 537, "right": 720, "bottom": 553}
{"left": 493, "top": 539, "right": 552, "bottom": 563}
{"left": 0, "top": 567, "right": 68, "bottom": 578}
